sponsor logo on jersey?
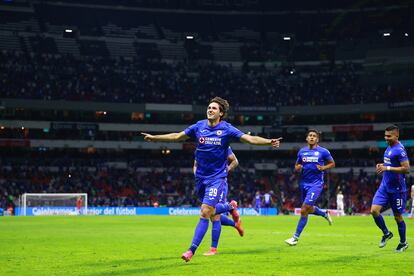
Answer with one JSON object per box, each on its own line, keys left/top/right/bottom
{"left": 302, "top": 156, "right": 319, "bottom": 163}
{"left": 199, "top": 137, "right": 222, "bottom": 145}
{"left": 384, "top": 157, "right": 391, "bottom": 164}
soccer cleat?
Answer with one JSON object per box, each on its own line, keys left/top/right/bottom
{"left": 235, "top": 219, "right": 244, "bottom": 237}
{"left": 181, "top": 250, "right": 193, "bottom": 262}
{"left": 395, "top": 242, "right": 409, "bottom": 253}
{"left": 229, "top": 200, "right": 240, "bottom": 223}
{"left": 325, "top": 210, "right": 333, "bottom": 226}
{"left": 203, "top": 247, "right": 218, "bottom": 256}
{"left": 379, "top": 232, "right": 393, "bottom": 248}
{"left": 285, "top": 237, "right": 299, "bottom": 246}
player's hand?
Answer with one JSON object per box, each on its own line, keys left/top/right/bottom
{"left": 376, "top": 163, "right": 386, "bottom": 174}
{"left": 317, "top": 165, "right": 325, "bottom": 171}
{"left": 271, "top": 137, "right": 283, "bottom": 148}
{"left": 141, "top": 132, "right": 155, "bottom": 142}
{"left": 294, "top": 164, "right": 303, "bottom": 172}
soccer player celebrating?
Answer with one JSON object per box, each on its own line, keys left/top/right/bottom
{"left": 285, "top": 129, "right": 335, "bottom": 246}
{"left": 371, "top": 125, "right": 410, "bottom": 252}
{"left": 142, "top": 96, "right": 282, "bottom": 262}
{"left": 193, "top": 146, "right": 244, "bottom": 256}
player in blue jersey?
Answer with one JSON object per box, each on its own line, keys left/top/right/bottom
{"left": 141, "top": 96, "right": 282, "bottom": 262}
{"left": 285, "top": 129, "right": 335, "bottom": 246}
{"left": 194, "top": 147, "right": 244, "bottom": 256}
{"left": 371, "top": 125, "right": 410, "bottom": 252}
{"left": 253, "top": 191, "right": 262, "bottom": 215}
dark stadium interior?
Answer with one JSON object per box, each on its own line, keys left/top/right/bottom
{"left": 1, "top": 0, "right": 414, "bottom": 215}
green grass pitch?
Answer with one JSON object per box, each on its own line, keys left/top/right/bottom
{"left": 1, "top": 215, "right": 413, "bottom": 275}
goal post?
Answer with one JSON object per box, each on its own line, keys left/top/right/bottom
{"left": 20, "top": 193, "right": 88, "bottom": 216}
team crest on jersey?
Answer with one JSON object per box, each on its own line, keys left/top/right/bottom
{"left": 216, "top": 130, "right": 222, "bottom": 136}
{"left": 199, "top": 137, "right": 206, "bottom": 144}
{"left": 314, "top": 152, "right": 319, "bottom": 156}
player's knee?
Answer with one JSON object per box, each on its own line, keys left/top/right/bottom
{"left": 394, "top": 214, "right": 403, "bottom": 222}
{"left": 200, "top": 205, "right": 214, "bottom": 218}
{"left": 300, "top": 206, "right": 310, "bottom": 216}
{"left": 370, "top": 208, "right": 380, "bottom": 217}
{"left": 211, "top": 214, "right": 220, "bottom": 221}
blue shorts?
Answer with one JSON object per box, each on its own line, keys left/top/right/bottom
{"left": 264, "top": 202, "right": 270, "bottom": 208}
{"left": 301, "top": 184, "right": 323, "bottom": 206}
{"left": 196, "top": 177, "right": 227, "bottom": 207}
{"left": 372, "top": 185, "right": 407, "bottom": 214}
{"left": 219, "top": 182, "right": 228, "bottom": 204}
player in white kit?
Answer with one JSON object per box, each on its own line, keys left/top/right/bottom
{"left": 336, "top": 188, "right": 345, "bottom": 216}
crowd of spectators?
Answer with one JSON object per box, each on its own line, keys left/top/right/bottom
{"left": 2, "top": 50, "right": 413, "bottom": 107}
{"left": 1, "top": 158, "right": 412, "bottom": 215}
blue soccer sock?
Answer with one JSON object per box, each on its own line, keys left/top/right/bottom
{"left": 373, "top": 215, "right": 389, "bottom": 235}
{"left": 397, "top": 220, "right": 406, "bottom": 243}
{"left": 211, "top": 220, "right": 222, "bottom": 248}
{"left": 215, "top": 202, "right": 233, "bottom": 215}
{"left": 294, "top": 216, "right": 308, "bottom": 238}
{"left": 189, "top": 217, "right": 209, "bottom": 254}
{"left": 313, "top": 206, "right": 327, "bottom": 217}
{"left": 220, "top": 215, "right": 236, "bottom": 227}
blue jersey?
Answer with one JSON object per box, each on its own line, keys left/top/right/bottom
{"left": 255, "top": 194, "right": 261, "bottom": 206}
{"left": 185, "top": 119, "right": 244, "bottom": 179}
{"left": 296, "top": 145, "right": 333, "bottom": 186}
{"left": 381, "top": 142, "right": 408, "bottom": 193}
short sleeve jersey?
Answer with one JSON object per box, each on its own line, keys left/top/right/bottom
{"left": 185, "top": 119, "right": 244, "bottom": 179}
{"left": 382, "top": 142, "right": 408, "bottom": 193}
{"left": 296, "top": 145, "right": 333, "bottom": 186}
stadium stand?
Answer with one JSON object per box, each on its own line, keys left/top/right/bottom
{"left": 1, "top": 0, "right": 414, "bottom": 216}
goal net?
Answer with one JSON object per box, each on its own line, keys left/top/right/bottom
{"left": 19, "top": 193, "right": 88, "bottom": 216}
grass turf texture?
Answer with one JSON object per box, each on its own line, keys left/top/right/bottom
{"left": 0, "top": 215, "right": 412, "bottom": 275}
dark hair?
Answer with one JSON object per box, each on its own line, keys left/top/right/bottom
{"left": 385, "top": 125, "right": 399, "bottom": 132}
{"left": 307, "top": 129, "right": 320, "bottom": 138}
{"left": 209, "top": 97, "right": 229, "bottom": 119}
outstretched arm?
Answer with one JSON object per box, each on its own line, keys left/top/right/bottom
{"left": 240, "top": 134, "right": 282, "bottom": 148}
{"left": 141, "top": 131, "right": 189, "bottom": 142}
